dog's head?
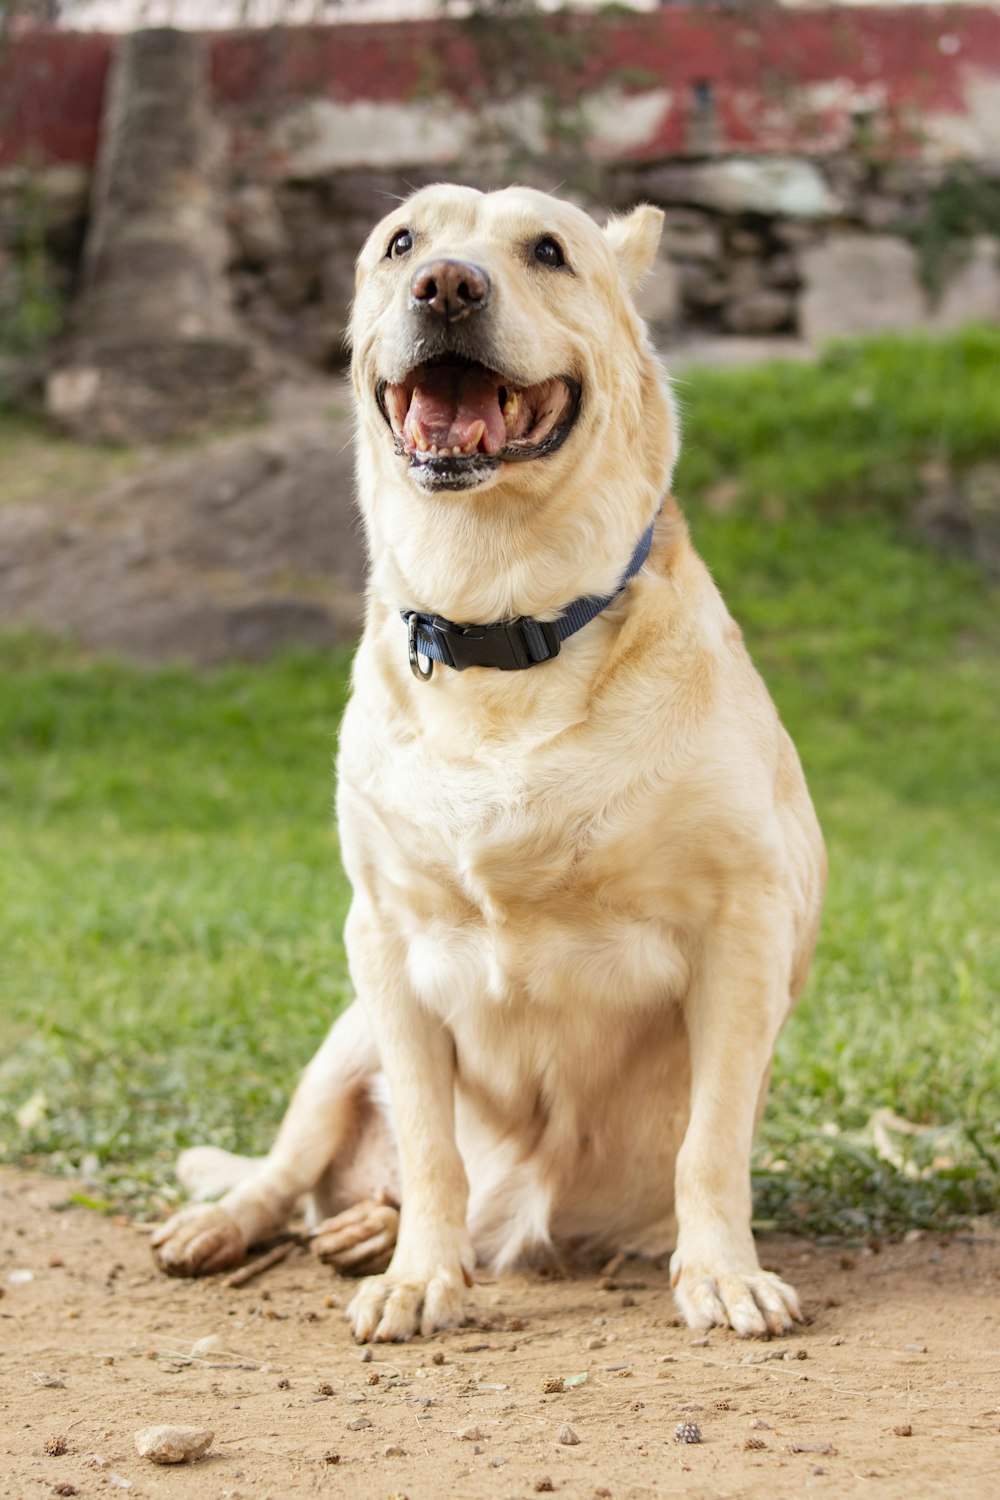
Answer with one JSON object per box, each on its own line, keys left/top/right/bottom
{"left": 350, "top": 184, "right": 678, "bottom": 513}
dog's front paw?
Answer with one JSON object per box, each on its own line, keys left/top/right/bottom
{"left": 346, "top": 1230, "right": 476, "bottom": 1350}
{"left": 347, "top": 1270, "right": 467, "bottom": 1342}
{"left": 670, "top": 1250, "right": 801, "bottom": 1338}
{"left": 151, "top": 1204, "right": 247, "bottom": 1277}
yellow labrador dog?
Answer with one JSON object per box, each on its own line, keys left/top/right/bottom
{"left": 152, "top": 185, "right": 826, "bottom": 1342}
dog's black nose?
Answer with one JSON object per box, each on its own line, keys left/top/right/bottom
{"left": 409, "top": 259, "right": 491, "bottom": 321}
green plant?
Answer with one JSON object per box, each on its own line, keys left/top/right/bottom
{"left": 0, "top": 177, "right": 66, "bottom": 359}
{"left": 905, "top": 165, "right": 1000, "bottom": 298}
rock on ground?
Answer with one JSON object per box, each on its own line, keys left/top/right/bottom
{"left": 134, "top": 1425, "right": 215, "bottom": 1463}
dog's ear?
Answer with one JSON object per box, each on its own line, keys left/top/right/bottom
{"left": 603, "top": 204, "right": 664, "bottom": 293}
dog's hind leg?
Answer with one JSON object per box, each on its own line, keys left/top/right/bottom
{"left": 174, "top": 1146, "right": 264, "bottom": 1203}
{"left": 152, "top": 1000, "right": 383, "bottom": 1276}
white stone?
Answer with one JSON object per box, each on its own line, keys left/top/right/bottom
{"left": 799, "top": 233, "right": 926, "bottom": 339}
{"left": 272, "top": 96, "right": 474, "bottom": 173}
{"left": 923, "top": 74, "right": 1000, "bottom": 162}
{"left": 134, "top": 1426, "right": 214, "bottom": 1464}
{"left": 583, "top": 86, "right": 672, "bottom": 159}
{"left": 684, "top": 157, "right": 839, "bottom": 218}
{"left": 46, "top": 366, "right": 101, "bottom": 419}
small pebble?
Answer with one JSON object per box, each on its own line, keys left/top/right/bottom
{"left": 905, "top": 1343, "right": 928, "bottom": 1354}
{"left": 134, "top": 1426, "right": 214, "bottom": 1465}
{"left": 44, "top": 1436, "right": 69, "bottom": 1457}
{"left": 542, "top": 1377, "right": 564, "bottom": 1394}
{"left": 534, "top": 1481, "right": 554, "bottom": 1494}
{"left": 893, "top": 1424, "right": 913, "bottom": 1437}
{"left": 674, "top": 1421, "right": 701, "bottom": 1445}
{"left": 744, "top": 1436, "right": 767, "bottom": 1451}
{"left": 346, "top": 1416, "right": 372, "bottom": 1431}
{"left": 359, "top": 1346, "right": 373, "bottom": 1362}
{"left": 458, "top": 1426, "right": 485, "bottom": 1442}
{"left": 384, "top": 1444, "right": 407, "bottom": 1457}
{"left": 557, "top": 1423, "right": 580, "bottom": 1446}
{"left": 689, "top": 1336, "right": 710, "bottom": 1348}
{"left": 189, "top": 1335, "right": 221, "bottom": 1357}
{"left": 748, "top": 1418, "right": 771, "bottom": 1430}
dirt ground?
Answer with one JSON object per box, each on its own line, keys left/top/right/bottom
{"left": 3, "top": 1169, "right": 998, "bottom": 1500}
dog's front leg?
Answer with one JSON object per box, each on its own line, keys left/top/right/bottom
{"left": 670, "top": 912, "right": 802, "bottom": 1338}
{"left": 345, "top": 908, "right": 474, "bottom": 1343}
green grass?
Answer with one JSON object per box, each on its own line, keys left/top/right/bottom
{"left": 1, "top": 330, "right": 998, "bottom": 1236}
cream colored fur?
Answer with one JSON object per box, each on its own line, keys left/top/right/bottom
{"left": 152, "top": 185, "right": 826, "bottom": 1343}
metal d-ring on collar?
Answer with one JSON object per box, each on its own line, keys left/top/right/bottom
{"left": 407, "top": 611, "right": 434, "bottom": 680}
{"left": 401, "top": 515, "right": 657, "bottom": 681}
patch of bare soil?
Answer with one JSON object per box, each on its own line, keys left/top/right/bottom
{"left": 3, "top": 1170, "right": 998, "bottom": 1500}
{"left": 0, "top": 381, "right": 365, "bottom": 666}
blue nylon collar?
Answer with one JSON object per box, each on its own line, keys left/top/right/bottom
{"left": 401, "top": 518, "right": 655, "bottom": 679}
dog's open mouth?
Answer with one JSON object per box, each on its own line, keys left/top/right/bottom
{"left": 378, "top": 360, "right": 580, "bottom": 489}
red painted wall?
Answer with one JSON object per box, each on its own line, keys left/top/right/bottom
{"left": 3, "top": 6, "right": 1000, "bottom": 169}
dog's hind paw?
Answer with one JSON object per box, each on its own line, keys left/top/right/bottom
{"left": 347, "top": 1264, "right": 469, "bottom": 1342}
{"left": 311, "top": 1199, "right": 400, "bottom": 1276}
{"left": 151, "top": 1204, "right": 247, "bottom": 1277}
{"left": 670, "top": 1253, "right": 802, "bottom": 1338}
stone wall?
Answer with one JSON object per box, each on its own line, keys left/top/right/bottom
{"left": 3, "top": 6, "right": 1000, "bottom": 385}
{"left": 222, "top": 156, "right": 1000, "bottom": 363}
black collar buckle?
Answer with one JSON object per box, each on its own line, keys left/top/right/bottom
{"left": 405, "top": 612, "right": 560, "bottom": 678}
{"left": 400, "top": 510, "right": 658, "bottom": 682}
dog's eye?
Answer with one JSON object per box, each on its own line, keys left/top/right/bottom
{"left": 534, "top": 236, "right": 566, "bottom": 269}
{"left": 386, "top": 228, "right": 413, "bottom": 260}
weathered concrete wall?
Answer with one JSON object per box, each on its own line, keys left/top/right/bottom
{"left": 5, "top": 9, "right": 1000, "bottom": 169}
{"left": 3, "top": 6, "right": 1000, "bottom": 372}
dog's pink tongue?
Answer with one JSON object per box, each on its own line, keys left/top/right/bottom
{"left": 403, "top": 366, "right": 506, "bottom": 455}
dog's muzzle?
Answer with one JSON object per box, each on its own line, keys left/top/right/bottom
{"left": 377, "top": 360, "right": 581, "bottom": 492}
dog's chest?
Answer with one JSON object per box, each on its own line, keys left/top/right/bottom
{"left": 357, "top": 722, "right": 691, "bottom": 1013}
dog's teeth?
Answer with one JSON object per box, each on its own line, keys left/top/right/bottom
{"left": 502, "top": 391, "right": 520, "bottom": 424}
{"left": 451, "top": 446, "right": 462, "bottom": 457}
{"left": 429, "top": 444, "right": 439, "bottom": 456}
